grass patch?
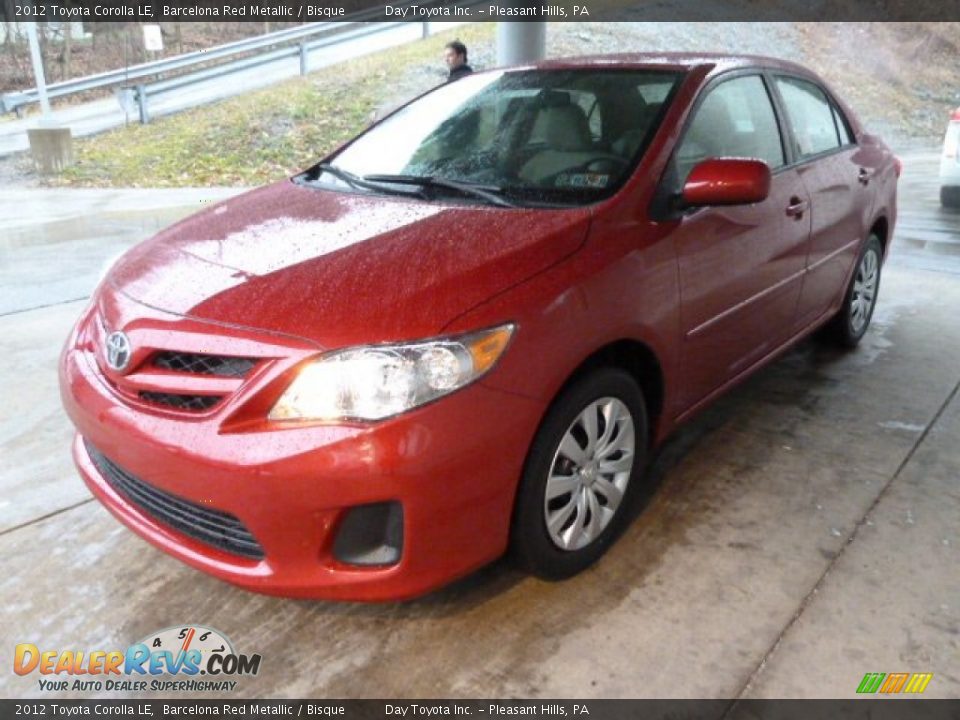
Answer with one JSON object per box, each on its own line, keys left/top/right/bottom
{"left": 54, "top": 24, "right": 494, "bottom": 188}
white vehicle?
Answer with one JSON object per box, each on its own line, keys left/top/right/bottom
{"left": 941, "top": 107, "right": 960, "bottom": 207}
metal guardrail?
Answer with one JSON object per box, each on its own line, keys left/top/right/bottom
{"left": 0, "top": 1, "right": 424, "bottom": 115}
{"left": 124, "top": 21, "right": 420, "bottom": 124}
{"left": 0, "top": 23, "right": 330, "bottom": 114}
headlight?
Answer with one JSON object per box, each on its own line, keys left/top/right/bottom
{"left": 268, "top": 324, "right": 515, "bottom": 422}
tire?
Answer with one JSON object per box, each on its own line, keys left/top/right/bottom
{"left": 941, "top": 186, "right": 960, "bottom": 208}
{"left": 510, "top": 367, "right": 648, "bottom": 580}
{"left": 824, "top": 234, "right": 883, "bottom": 348}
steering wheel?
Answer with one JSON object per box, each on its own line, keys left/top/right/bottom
{"left": 579, "top": 155, "right": 631, "bottom": 174}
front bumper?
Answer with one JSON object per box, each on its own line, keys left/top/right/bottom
{"left": 60, "top": 302, "right": 545, "bottom": 601}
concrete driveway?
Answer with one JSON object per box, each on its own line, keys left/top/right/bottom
{"left": 1, "top": 147, "right": 957, "bottom": 701}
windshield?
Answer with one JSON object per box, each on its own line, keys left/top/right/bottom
{"left": 318, "top": 68, "right": 684, "bottom": 206}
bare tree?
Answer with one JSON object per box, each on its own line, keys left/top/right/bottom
{"left": 63, "top": 5, "right": 72, "bottom": 78}
{"left": 0, "top": 0, "right": 14, "bottom": 48}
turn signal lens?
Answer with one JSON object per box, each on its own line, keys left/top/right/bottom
{"left": 466, "top": 325, "right": 514, "bottom": 374}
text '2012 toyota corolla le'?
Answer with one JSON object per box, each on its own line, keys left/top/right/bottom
{"left": 61, "top": 53, "right": 899, "bottom": 601}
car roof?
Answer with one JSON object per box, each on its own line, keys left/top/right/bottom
{"left": 524, "top": 52, "right": 814, "bottom": 77}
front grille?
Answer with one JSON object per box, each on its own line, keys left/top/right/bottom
{"left": 153, "top": 352, "right": 256, "bottom": 378}
{"left": 139, "top": 392, "right": 222, "bottom": 412}
{"left": 85, "top": 441, "right": 264, "bottom": 560}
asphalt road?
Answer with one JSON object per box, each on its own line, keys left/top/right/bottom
{"left": 0, "top": 147, "right": 957, "bottom": 700}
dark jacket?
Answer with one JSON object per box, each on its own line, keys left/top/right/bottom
{"left": 447, "top": 64, "right": 473, "bottom": 83}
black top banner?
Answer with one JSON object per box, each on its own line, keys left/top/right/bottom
{"left": 4, "top": 0, "right": 960, "bottom": 22}
{"left": 1, "top": 701, "right": 960, "bottom": 720}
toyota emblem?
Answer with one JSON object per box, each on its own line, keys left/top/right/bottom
{"left": 104, "top": 331, "right": 132, "bottom": 372}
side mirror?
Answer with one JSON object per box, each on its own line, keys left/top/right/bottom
{"left": 681, "top": 158, "right": 771, "bottom": 208}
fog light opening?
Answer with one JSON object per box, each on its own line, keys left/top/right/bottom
{"left": 333, "top": 502, "right": 403, "bottom": 567}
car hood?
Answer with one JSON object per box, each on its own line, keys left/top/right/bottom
{"left": 106, "top": 180, "right": 592, "bottom": 348}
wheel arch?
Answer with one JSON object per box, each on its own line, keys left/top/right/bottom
{"left": 507, "top": 339, "right": 667, "bottom": 575}
{"left": 552, "top": 338, "right": 666, "bottom": 445}
{"left": 869, "top": 215, "right": 890, "bottom": 258}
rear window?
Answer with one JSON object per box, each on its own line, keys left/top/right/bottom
{"left": 775, "top": 76, "right": 843, "bottom": 158}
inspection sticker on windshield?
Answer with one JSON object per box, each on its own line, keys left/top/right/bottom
{"left": 556, "top": 173, "right": 610, "bottom": 189}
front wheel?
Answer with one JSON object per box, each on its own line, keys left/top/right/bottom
{"left": 824, "top": 234, "right": 883, "bottom": 348}
{"left": 510, "top": 368, "right": 648, "bottom": 580}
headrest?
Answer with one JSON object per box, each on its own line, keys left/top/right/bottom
{"left": 537, "top": 90, "right": 572, "bottom": 108}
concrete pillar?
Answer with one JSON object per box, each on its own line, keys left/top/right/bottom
{"left": 27, "top": 128, "right": 74, "bottom": 174}
{"left": 496, "top": 22, "right": 546, "bottom": 66}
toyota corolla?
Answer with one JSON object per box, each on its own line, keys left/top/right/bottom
{"left": 60, "top": 54, "right": 899, "bottom": 600}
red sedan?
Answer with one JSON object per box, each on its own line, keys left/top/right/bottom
{"left": 60, "top": 53, "right": 899, "bottom": 601}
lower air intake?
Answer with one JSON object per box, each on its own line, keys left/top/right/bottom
{"left": 85, "top": 440, "right": 264, "bottom": 560}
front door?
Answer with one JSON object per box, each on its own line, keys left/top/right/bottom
{"left": 669, "top": 73, "right": 811, "bottom": 412}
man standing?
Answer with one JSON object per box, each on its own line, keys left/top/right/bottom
{"left": 444, "top": 40, "right": 473, "bottom": 82}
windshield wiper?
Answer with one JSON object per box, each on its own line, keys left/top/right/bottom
{"left": 362, "top": 174, "right": 517, "bottom": 208}
{"left": 301, "top": 163, "right": 427, "bottom": 199}
{"left": 313, "top": 162, "right": 365, "bottom": 189}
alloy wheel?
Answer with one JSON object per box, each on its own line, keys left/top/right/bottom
{"left": 850, "top": 247, "right": 880, "bottom": 334}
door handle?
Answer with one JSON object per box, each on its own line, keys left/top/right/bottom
{"left": 785, "top": 197, "right": 809, "bottom": 219}
{"left": 858, "top": 167, "right": 872, "bottom": 185}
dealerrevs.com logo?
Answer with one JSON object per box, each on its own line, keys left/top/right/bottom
{"left": 14, "top": 625, "right": 261, "bottom": 693}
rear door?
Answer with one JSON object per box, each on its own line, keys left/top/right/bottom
{"left": 668, "top": 73, "right": 812, "bottom": 412}
{"left": 772, "top": 75, "right": 869, "bottom": 327}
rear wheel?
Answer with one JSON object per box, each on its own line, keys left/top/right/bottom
{"left": 511, "top": 368, "right": 648, "bottom": 580}
{"left": 824, "top": 234, "right": 883, "bottom": 348}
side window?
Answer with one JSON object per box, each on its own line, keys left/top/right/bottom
{"left": 675, "top": 75, "right": 785, "bottom": 183}
{"left": 775, "top": 76, "right": 842, "bottom": 158}
{"left": 832, "top": 104, "right": 853, "bottom": 146}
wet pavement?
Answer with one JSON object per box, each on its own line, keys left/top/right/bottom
{"left": 0, "top": 187, "right": 242, "bottom": 316}
{"left": 0, "top": 147, "right": 957, "bottom": 700}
